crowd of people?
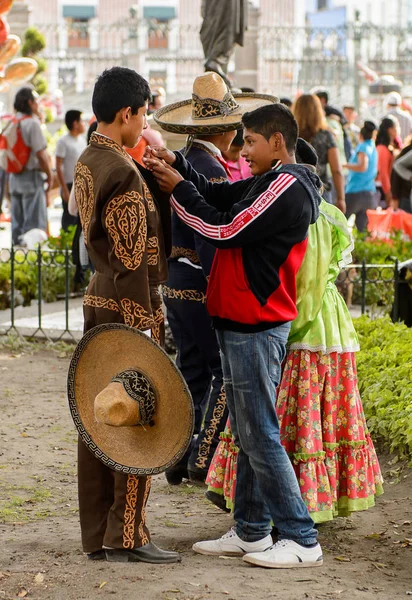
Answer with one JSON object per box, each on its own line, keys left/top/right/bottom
{"left": 2, "top": 86, "right": 412, "bottom": 244}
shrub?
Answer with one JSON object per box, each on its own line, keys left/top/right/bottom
{"left": 355, "top": 315, "right": 412, "bottom": 459}
{"left": 0, "top": 228, "right": 80, "bottom": 309}
{"left": 348, "top": 230, "right": 412, "bottom": 312}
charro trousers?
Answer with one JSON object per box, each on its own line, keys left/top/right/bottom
{"left": 78, "top": 273, "right": 162, "bottom": 553}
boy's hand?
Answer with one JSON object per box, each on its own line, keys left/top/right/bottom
{"left": 149, "top": 158, "right": 183, "bottom": 193}
{"left": 143, "top": 145, "right": 176, "bottom": 167}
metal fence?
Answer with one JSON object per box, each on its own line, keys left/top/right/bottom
{"left": 1, "top": 246, "right": 411, "bottom": 340}
{"left": 34, "top": 19, "right": 412, "bottom": 110}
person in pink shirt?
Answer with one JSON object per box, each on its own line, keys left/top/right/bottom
{"left": 222, "top": 129, "right": 251, "bottom": 181}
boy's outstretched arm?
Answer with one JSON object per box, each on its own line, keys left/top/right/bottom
{"left": 144, "top": 147, "right": 252, "bottom": 210}
{"left": 170, "top": 170, "right": 304, "bottom": 249}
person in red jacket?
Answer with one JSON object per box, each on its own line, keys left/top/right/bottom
{"left": 376, "top": 116, "right": 398, "bottom": 207}
{"left": 144, "top": 103, "right": 323, "bottom": 569}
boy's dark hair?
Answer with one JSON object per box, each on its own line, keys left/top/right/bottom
{"left": 295, "top": 138, "right": 318, "bottom": 167}
{"left": 232, "top": 129, "right": 245, "bottom": 147}
{"left": 92, "top": 67, "right": 151, "bottom": 124}
{"left": 316, "top": 90, "right": 329, "bottom": 105}
{"left": 242, "top": 103, "right": 298, "bottom": 153}
{"left": 87, "top": 120, "right": 98, "bottom": 144}
{"left": 65, "top": 109, "right": 82, "bottom": 131}
{"left": 14, "top": 87, "right": 37, "bottom": 115}
{"left": 280, "top": 97, "right": 292, "bottom": 108}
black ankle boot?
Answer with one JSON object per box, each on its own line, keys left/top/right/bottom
{"left": 165, "top": 463, "right": 189, "bottom": 485}
{"left": 205, "top": 490, "right": 230, "bottom": 513}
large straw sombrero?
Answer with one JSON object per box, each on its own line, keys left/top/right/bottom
{"left": 154, "top": 72, "right": 278, "bottom": 135}
{"left": 68, "top": 323, "right": 194, "bottom": 476}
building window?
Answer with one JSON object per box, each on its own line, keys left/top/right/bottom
{"left": 148, "top": 20, "right": 168, "bottom": 49}
{"left": 66, "top": 18, "right": 90, "bottom": 48}
{"left": 144, "top": 6, "right": 176, "bottom": 50}
{"left": 63, "top": 6, "right": 96, "bottom": 49}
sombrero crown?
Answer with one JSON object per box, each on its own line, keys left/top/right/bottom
{"left": 68, "top": 324, "right": 194, "bottom": 476}
{"left": 154, "top": 72, "right": 278, "bottom": 135}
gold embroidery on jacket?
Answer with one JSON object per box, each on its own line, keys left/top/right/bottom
{"left": 121, "top": 298, "right": 154, "bottom": 330}
{"left": 170, "top": 246, "right": 200, "bottom": 264}
{"left": 106, "top": 191, "right": 147, "bottom": 270}
{"left": 123, "top": 475, "right": 139, "bottom": 549}
{"left": 83, "top": 294, "right": 121, "bottom": 314}
{"left": 209, "top": 176, "right": 227, "bottom": 183}
{"left": 195, "top": 386, "right": 227, "bottom": 470}
{"left": 74, "top": 162, "right": 94, "bottom": 242}
{"left": 138, "top": 476, "right": 151, "bottom": 545}
{"left": 162, "top": 285, "right": 206, "bottom": 303}
{"left": 147, "top": 236, "right": 159, "bottom": 266}
{"left": 142, "top": 181, "right": 155, "bottom": 212}
{"left": 151, "top": 306, "right": 164, "bottom": 344}
{"left": 91, "top": 132, "right": 132, "bottom": 163}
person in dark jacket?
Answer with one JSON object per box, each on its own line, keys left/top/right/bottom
{"left": 155, "top": 72, "right": 276, "bottom": 484}
{"left": 145, "top": 102, "right": 323, "bottom": 569}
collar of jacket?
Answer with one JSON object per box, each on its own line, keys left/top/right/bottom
{"left": 90, "top": 132, "right": 133, "bottom": 163}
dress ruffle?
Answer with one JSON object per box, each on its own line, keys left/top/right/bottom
{"left": 207, "top": 350, "right": 383, "bottom": 522}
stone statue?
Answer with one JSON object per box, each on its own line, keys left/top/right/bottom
{"left": 200, "top": 0, "right": 248, "bottom": 88}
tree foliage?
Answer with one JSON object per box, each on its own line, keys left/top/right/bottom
{"left": 21, "top": 27, "right": 48, "bottom": 96}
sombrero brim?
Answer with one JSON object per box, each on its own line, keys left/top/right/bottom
{"left": 68, "top": 323, "right": 194, "bottom": 476}
{"left": 154, "top": 93, "right": 279, "bottom": 134}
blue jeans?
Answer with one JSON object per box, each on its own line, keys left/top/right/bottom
{"left": 10, "top": 170, "right": 47, "bottom": 245}
{"left": 216, "top": 325, "right": 318, "bottom": 546}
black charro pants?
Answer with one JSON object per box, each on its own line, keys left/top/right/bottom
{"left": 163, "top": 262, "right": 228, "bottom": 474}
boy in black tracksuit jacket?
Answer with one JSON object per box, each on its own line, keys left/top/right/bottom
{"left": 144, "top": 104, "right": 324, "bottom": 569}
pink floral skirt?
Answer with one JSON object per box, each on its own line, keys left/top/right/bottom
{"left": 206, "top": 350, "right": 384, "bottom": 523}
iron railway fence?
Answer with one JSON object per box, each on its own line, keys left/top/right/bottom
{"left": 0, "top": 246, "right": 411, "bottom": 340}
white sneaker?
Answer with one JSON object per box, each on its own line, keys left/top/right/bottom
{"left": 243, "top": 539, "right": 323, "bottom": 569}
{"left": 192, "top": 527, "right": 273, "bottom": 557}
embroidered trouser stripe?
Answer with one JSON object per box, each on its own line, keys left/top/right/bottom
{"left": 192, "top": 385, "right": 228, "bottom": 471}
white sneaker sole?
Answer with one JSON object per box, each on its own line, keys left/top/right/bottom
{"left": 243, "top": 555, "right": 323, "bottom": 569}
{"left": 192, "top": 544, "right": 244, "bottom": 557}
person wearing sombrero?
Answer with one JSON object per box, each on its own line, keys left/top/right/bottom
{"left": 72, "top": 67, "right": 183, "bottom": 564}
{"left": 155, "top": 72, "right": 277, "bottom": 486}
{"left": 144, "top": 103, "right": 324, "bottom": 568}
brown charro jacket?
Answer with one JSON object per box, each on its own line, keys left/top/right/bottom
{"left": 74, "top": 132, "right": 168, "bottom": 342}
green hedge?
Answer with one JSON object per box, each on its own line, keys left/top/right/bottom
{"left": 354, "top": 315, "right": 412, "bottom": 459}
{"left": 351, "top": 230, "right": 412, "bottom": 311}
{"left": 0, "top": 228, "right": 78, "bottom": 310}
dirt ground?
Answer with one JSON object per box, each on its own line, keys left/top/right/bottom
{"left": 0, "top": 345, "right": 412, "bottom": 600}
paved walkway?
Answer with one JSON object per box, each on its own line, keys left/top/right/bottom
{"left": 0, "top": 294, "right": 364, "bottom": 341}
{"left": 0, "top": 297, "right": 84, "bottom": 340}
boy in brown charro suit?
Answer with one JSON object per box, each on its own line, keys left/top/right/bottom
{"left": 73, "top": 66, "right": 179, "bottom": 563}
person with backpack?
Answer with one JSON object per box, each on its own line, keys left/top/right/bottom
{"left": 55, "top": 109, "right": 86, "bottom": 231}
{"left": 7, "top": 88, "right": 53, "bottom": 246}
